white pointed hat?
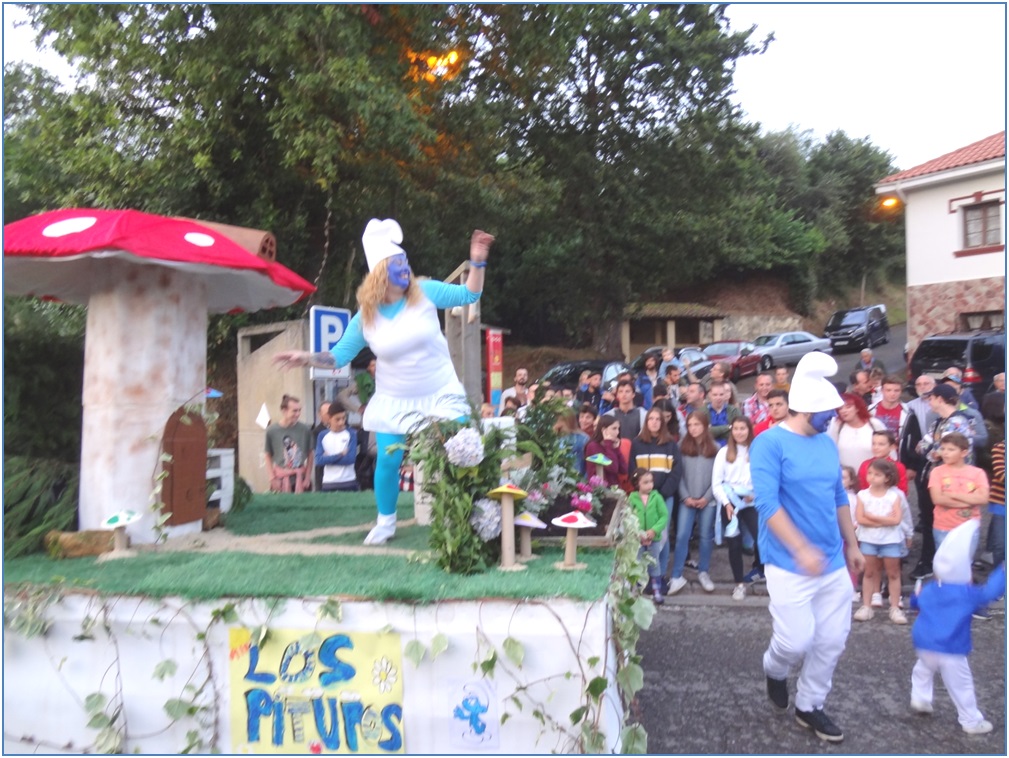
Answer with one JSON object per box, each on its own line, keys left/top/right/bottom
{"left": 788, "top": 351, "right": 844, "bottom": 413}
{"left": 361, "top": 218, "right": 405, "bottom": 272}
{"left": 933, "top": 518, "right": 979, "bottom": 584}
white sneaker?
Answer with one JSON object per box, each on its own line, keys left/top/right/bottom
{"left": 889, "top": 606, "right": 908, "bottom": 625}
{"left": 910, "top": 699, "right": 933, "bottom": 714}
{"left": 963, "top": 720, "right": 993, "bottom": 735}
{"left": 732, "top": 583, "right": 746, "bottom": 601}
{"left": 363, "top": 513, "right": 397, "bottom": 545}
{"left": 667, "top": 576, "right": 688, "bottom": 595}
{"left": 698, "top": 572, "right": 715, "bottom": 592}
{"left": 853, "top": 605, "right": 874, "bottom": 622}
{"left": 852, "top": 590, "right": 862, "bottom": 604}
{"left": 870, "top": 592, "right": 883, "bottom": 608}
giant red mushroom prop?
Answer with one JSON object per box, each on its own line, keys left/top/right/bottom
{"left": 3, "top": 209, "right": 315, "bottom": 544}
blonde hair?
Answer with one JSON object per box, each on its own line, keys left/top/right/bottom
{"left": 356, "top": 257, "right": 423, "bottom": 328}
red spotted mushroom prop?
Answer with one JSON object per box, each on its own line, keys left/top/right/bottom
{"left": 551, "top": 510, "right": 596, "bottom": 571}
{"left": 488, "top": 483, "right": 528, "bottom": 571}
{"left": 514, "top": 511, "right": 547, "bottom": 562}
{"left": 3, "top": 209, "right": 315, "bottom": 544}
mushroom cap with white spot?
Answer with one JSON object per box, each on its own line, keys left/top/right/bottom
{"left": 4, "top": 209, "right": 315, "bottom": 313}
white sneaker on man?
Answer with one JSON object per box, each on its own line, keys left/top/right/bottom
{"left": 697, "top": 572, "right": 715, "bottom": 592}
{"left": 963, "top": 720, "right": 993, "bottom": 735}
{"left": 732, "top": 583, "right": 746, "bottom": 601}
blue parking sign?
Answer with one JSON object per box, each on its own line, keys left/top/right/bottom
{"left": 309, "top": 305, "right": 352, "bottom": 380}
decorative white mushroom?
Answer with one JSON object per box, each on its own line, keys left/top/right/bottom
{"left": 550, "top": 510, "right": 597, "bottom": 571}
{"left": 514, "top": 511, "right": 547, "bottom": 562}
{"left": 487, "top": 483, "right": 528, "bottom": 571}
{"left": 585, "top": 453, "right": 613, "bottom": 481}
{"left": 97, "top": 509, "right": 143, "bottom": 561}
{"left": 4, "top": 209, "right": 315, "bottom": 544}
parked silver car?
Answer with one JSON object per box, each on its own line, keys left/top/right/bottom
{"left": 752, "top": 331, "right": 833, "bottom": 370}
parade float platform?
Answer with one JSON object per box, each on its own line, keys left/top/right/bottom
{"left": 3, "top": 492, "right": 637, "bottom": 755}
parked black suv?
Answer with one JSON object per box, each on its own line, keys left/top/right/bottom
{"left": 536, "top": 359, "right": 630, "bottom": 393}
{"left": 909, "top": 330, "right": 1006, "bottom": 394}
{"left": 823, "top": 305, "right": 890, "bottom": 352}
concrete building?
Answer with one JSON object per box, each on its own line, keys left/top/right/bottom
{"left": 875, "top": 131, "right": 1006, "bottom": 353}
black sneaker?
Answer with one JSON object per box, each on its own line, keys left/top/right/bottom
{"left": 795, "top": 707, "right": 843, "bottom": 742}
{"left": 972, "top": 608, "right": 991, "bottom": 621}
{"left": 685, "top": 558, "right": 700, "bottom": 570}
{"left": 743, "top": 567, "right": 766, "bottom": 584}
{"left": 909, "top": 562, "right": 933, "bottom": 580}
{"left": 766, "top": 676, "right": 788, "bottom": 710}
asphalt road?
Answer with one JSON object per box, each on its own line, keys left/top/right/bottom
{"left": 635, "top": 596, "right": 1006, "bottom": 754}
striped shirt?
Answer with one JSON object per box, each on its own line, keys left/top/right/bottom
{"left": 990, "top": 440, "right": 1005, "bottom": 516}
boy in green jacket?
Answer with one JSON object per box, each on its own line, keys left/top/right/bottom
{"left": 629, "top": 469, "right": 670, "bottom": 604}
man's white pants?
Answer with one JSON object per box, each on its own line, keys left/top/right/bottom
{"left": 763, "top": 565, "right": 852, "bottom": 712}
{"left": 911, "top": 651, "right": 985, "bottom": 728}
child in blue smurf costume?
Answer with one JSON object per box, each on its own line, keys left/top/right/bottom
{"left": 909, "top": 518, "right": 1005, "bottom": 734}
{"left": 275, "top": 218, "right": 494, "bottom": 545}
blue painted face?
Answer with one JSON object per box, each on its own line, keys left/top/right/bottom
{"left": 809, "top": 409, "right": 836, "bottom": 433}
{"left": 386, "top": 254, "right": 411, "bottom": 289}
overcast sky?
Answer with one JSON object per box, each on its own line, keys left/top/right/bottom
{"left": 4, "top": 3, "right": 1006, "bottom": 171}
{"left": 724, "top": 2, "right": 1006, "bottom": 170}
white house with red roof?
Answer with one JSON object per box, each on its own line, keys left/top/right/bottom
{"left": 875, "top": 131, "right": 1005, "bottom": 353}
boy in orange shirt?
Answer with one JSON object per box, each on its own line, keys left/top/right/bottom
{"left": 858, "top": 429, "right": 908, "bottom": 494}
{"left": 928, "top": 432, "right": 990, "bottom": 554}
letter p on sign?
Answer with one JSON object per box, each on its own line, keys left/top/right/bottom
{"left": 309, "top": 306, "right": 352, "bottom": 380}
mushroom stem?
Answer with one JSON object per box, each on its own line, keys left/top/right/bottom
{"left": 80, "top": 261, "right": 207, "bottom": 543}
{"left": 499, "top": 494, "right": 524, "bottom": 571}
{"left": 563, "top": 527, "right": 578, "bottom": 566}
{"left": 112, "top": 526, "right": 129, "bottom": 552}
{"left": 518, "top": 526, "right": 534, "bottom": 561}
{"left": 594, "top": 463, "right": 606, "bottom": 480}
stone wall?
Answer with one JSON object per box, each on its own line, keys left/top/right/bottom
{"left": 718, "top": 314, "right": 804, "bottom": 341}
{"left": 907, "top": 276, "right": 1006, "bottom": 353}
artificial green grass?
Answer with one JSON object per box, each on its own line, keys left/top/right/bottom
{"left": 3, "top": 491, "right": 614, "bottom": 603}
{"left": 226, "top": 492, "right": 415, "bottom": 535}
{"left": 309, "top": 524, "right": 433, "bottom": 552}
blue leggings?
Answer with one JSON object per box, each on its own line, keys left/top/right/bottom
{"left": 374, "top": 432, "right": 405, "bottom": 516}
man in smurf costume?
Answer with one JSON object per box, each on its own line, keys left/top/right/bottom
{"left": 751, "top": 351, "right": 864, "bottom": 743}
{"left": 275, "top": 218, "right": 494, "bottom": 545}
{"left": 909, "top": 518, "right": 1005, "bottom": 734}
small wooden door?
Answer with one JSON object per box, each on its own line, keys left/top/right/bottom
{"left": 162, "top": 406, "right": 208, "bottom": 526}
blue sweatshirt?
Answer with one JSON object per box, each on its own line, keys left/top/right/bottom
{"left": 910, "top": 564, "right": 1006, "bottom": 655}
{"left": 750, "top": 424, "right": 848, "bottom": 575}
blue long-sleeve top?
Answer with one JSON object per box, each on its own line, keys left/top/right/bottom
{"left": 910, "top": 564, "right": 1006, "bottom": 655}
{"left": 750, "top": 424, "right": 848, "bottom": 575}
{"left": 315, "top": 427, "right": 359, "bottom": 467}
{"left": 329, "top": 280, "right": 480, "bottom": 367}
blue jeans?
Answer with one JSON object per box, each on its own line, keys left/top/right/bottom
{"left": 672, "top": 502, "right": 716, "bottom": 578}
{"left": 987, "top": 512, "right": 1005, "bottom": 567}
{"left": 658, "top": 496, "right": 674, "bottom": 576}
{"left": 638, "top": 535, "right": 666, "bottom": 579}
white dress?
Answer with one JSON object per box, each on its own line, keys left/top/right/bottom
{"left": 329, "top": 280, "right": 480, "bottom": 435}
{"left": 362, "top": 293, "right": 469, "bottom": 434}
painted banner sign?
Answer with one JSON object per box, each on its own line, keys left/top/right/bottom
{"left": 229, "top": 628, "right": 404, "bottom": 754}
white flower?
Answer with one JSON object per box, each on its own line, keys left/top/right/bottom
{"left": 372, "top": 657, "right": 398, "bottom": 694}
{"left": 470, "top": 497, "right": 502, "bottom": 541}
{"left": 444, "top": 427, "right": 485, "bottom": 467}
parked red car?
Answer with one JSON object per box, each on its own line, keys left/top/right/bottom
{"left": 702, "top": 340, "right": 762, "bottom": 381}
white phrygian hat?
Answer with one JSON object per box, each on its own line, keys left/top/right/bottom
{"left": 361, "top": 218, "right": 405, "bottom": 272}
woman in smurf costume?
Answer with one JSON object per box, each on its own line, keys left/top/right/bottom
{"left": 275, "top": 218, "right": 494, "bottom": 545}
